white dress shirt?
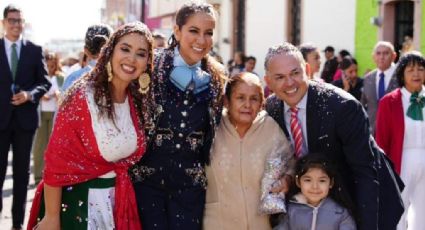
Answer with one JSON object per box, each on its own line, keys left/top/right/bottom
{"left": 401, "top": 86, "right": 425, "bottom": 151}
{"left": 376, "top": 63, "right": 396, "bottom": 96}
{"left": 40, "top": 76, "right": 60, "bottom": 112}
{"left": 284, "top": 91, "right": 309, "bottom": 157}
{"left": 3, "top": 36, "right": 22, "bottom": 70}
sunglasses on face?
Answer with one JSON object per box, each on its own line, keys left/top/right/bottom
{"left": 6, "top": 18, "right": 24, "bottom": 25}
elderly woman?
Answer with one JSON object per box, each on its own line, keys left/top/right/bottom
{"left": 27, "top": 22, "right": 154, "bottom": 230}
{"left": 203, "top": 72, "right": 294, "bottom": 230}
{"left": 376, "top": 51, "right": 425, "bottom": 230}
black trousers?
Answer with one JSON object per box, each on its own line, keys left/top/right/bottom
{"left": 134, "top": 182, "right": 206, "bottom": 230}
{"left": 0, "top": 117, "right": 35, "bottom": 228}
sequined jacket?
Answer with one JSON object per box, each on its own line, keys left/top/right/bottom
{"left": 131, "top": 48, "right": 224, "bottom": 188}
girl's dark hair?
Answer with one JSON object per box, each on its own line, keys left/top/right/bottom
{"left": 63, "top": 21, "right": 154, "bottom": 126}
{"left": 168, "top": 1, "right": 217, "bottom": 49}
{"left": 287, "top": 153, "right": 355, "bottom": 217}
{"left": 224, "top": 72, "right": 264, "bottom": 103}
{"left": 395, "top": 51, "right": 425, "bottom": 87}
{"left": 84, "top": 24, "right": 113, "bottom": 56}
{"left": 340, "top": 56, "right": 357, "bottom": 70}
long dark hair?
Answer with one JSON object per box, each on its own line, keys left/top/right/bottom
{"left": 62, "top": 21, "right": 154, "bottom": 127}
{"left": 339, "top": 56, "right": 357, "bottom": 71}
{"left": 288, "top": 153, "right": 355, "bottom": 216}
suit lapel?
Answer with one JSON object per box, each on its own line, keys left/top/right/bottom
{"left": 368, "top": 70, "right": 378, "bottom": 102}
{"left": 387, "top": 74, "right": 399, "bottom": 93}
{"left": 15, "top": 39, "right": 28, "bottom": 81}
{"left": 0, "top": 39, "right": 13, "bottom": 81}
{"left": 276, "top": 99, "right": 290, "bottom": 139}
{"left": 306, "top": 83, "right": 322, "bottom": 152}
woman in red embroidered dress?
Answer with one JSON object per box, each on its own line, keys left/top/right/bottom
{"left": 27, "top": 22, "right": 154, "bottom": 230}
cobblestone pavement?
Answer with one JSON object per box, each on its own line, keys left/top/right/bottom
{"left": 0, "top": 152, "right": 36, "bottom": 230}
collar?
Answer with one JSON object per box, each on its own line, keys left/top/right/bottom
{"left": 284, "top": 89, "right": 309, "bottom": 112}
{"left": 377, "top": 63, "right": 395, "bottom": 76}
{"left": 173, "top": 46, "right": 201, "bottom": 68}
{"left": 292, "top": 193, "right": 326, "bottom": 208}
{"left": 87, "top": 59, "right": 97, "bottom": 68}
{"left": 4, "top": 36, "right": 23, "bottom": 50}
{"left": 221, "top": 109, "right": 267, "bottom": 138}
{"left": 401, "top": 86, "right": 425, "bottom": 100}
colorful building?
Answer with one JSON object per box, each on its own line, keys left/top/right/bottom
{"left": 112, "top": 0, "right": 425, "bottom": 77}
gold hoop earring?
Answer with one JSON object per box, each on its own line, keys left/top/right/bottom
{"left": 138, "top": 72, "right": 150, "bottom": 94}
{"left": 106, "top": 62, "right": 113, "bottom": 82}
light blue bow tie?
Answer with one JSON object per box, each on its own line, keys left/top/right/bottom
{"left": 170, "top": 47, "right": 211, "bottom": 94}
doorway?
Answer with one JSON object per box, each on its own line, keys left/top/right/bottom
{"left": 394, "top": 1, "right": 414, "bottom": 60}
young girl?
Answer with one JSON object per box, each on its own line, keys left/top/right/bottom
{"left": 275, "top": 153, "right": 356, "bottom": 230}
{"left": 131, "top": 2, "right": 226, "bottom": 230}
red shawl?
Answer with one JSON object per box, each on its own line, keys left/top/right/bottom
{"left": 27, "top": 89, "right": 145, "bottom": 230}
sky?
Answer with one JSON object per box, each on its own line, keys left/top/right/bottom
{"left": 1, "top": 0, "right": 102, "bottom": 45}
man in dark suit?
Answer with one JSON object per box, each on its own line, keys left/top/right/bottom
{"left": 264, "top": 42, "right": 404, "bottom": 230}
{"left": 361, "top": 41, "right": 398, "bottom": 135}
{"left": 0, "top": 5, "right": 50, "bottom": 229}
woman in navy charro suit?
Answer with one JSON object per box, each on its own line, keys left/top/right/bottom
{"left": 131, "top": 2, "right": 226, "bottom": 229}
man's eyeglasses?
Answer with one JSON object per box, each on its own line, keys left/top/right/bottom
{"left": 6, "top": 18, "right": 24, "bottom": 25}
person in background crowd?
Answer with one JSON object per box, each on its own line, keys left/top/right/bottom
{"left": 264, "top": 42, "right": 404, "bottom": 230}
{"left": 274, "top": 153, "right": 356, "bottom": 230}
{"left": 400, "top": 36, "right": 414, "bottom": 57}
{"left": 229, "top": 51, "right": 245, "bottom": 77}
{"left": 27, "top": 21, "right": 153, "bottom": 230}
{"left": 332, "top": 49, "right": 351, "bottom": 81}
{"left": 130, "top": 2, "right": 226, "bottom": 230}
{"left": 361, "top": 41, "right": 398, "bottom": 135}
{"left": 153, "top": 32, "right": 167, "bottom": 49}
{"left": 375, "top": 51, "right": 425, "bottom": 230}
{"left": 203, "top": 73, "right": 294, "bottom": 230}
{"left": 64, "top": 51, "right": 86, "bottom": 77}
{"left": 332, "top": 56, "right": 363, "bottom": 100}
{"left": 320, "top": 46, "right": 339, "bottom": 83}
{"left": 61, "top": 24, "right": 113, "bottom": 92}
{"left": 209, "top": 48, "right": 224, "bottom": 64}
{"left": 32, "top": 52, "right": 64, "bottom": 185}
{"left": 244, "top": 55, "right": 258, "bottom": 75}
{"left": 0, "top": 5, "right": 51, "bottom": 230}
{"left": 299, "top": 43, "right": 322, "bottom": 81}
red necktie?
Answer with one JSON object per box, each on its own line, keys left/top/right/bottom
{"left": 290, "top": 107, "right": 303, "bottom": 158}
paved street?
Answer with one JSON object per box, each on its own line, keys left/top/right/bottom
{"left": 0, "top": 151, "right": 36, "bottom": 230}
